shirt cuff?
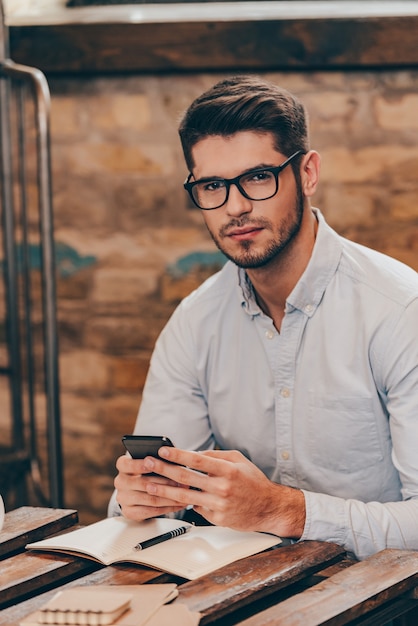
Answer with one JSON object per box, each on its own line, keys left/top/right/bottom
{"left": 107, "top": 490, "right": 122, "bottom": 517}
{"left": 300, "top": 489, "right": 348, "bottom": 546}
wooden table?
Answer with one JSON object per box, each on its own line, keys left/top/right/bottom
{"left": 1, "top": 507, "right": 418, "bottom": 625}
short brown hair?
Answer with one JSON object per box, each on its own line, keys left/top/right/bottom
{"left": 178, "top": 75, "right": 309, "bottom": 172}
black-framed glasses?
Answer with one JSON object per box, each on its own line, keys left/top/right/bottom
{"left": 184, "top": 150, "right": 304, "bottom": 210}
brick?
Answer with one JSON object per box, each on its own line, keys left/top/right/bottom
{"left": 56, "top": 268, "right": 94, "bottom": 300}
{"left": 390, "top": 192, "right": 418, "bottom": 221}
{"left": 160, "top": 271, "right": 212, "bottom": 303}
{"left": 320, "top": 146, "right": 418, "bottom": 183}
{"left": 109, "top": 356, "right": 150, "bottom": 391}
{"left": 91, "top": 268, "right": 159, "bottom": 304}
{"left": 97, "top": 394, "right": 141, "bottom": 434}
{"left": 53, "top": 142, "right": 163, "bottom": 176}
{"left": 305, "top": 92, "right": 357, "bottom": 121}
{"left": 50, "top": 95, "right": 83, "bottom": 138}
{"left": 86, "top": 93, "right": 151, "bottom": 132}
{"left": 320, "top": 185, "right": 377, "bottom": 231}
{"left": 389, "top": 155, "right": 418, "bottom": 185}
{"left": 375, "top": 94, "right": 418, "bottom": 130}
{"left": 85, "top": 316, "right": 165, "bottom": 352}
{"left": 52, "top": 175, "right": 116, "bottom": 230}
{"left": 60, "top": 393, "right": 100, "bottom": 436}
{"left": 59, "top": 350, "right": 111, "bottom": 392}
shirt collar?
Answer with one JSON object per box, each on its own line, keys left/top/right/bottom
{"left": 238, "top": 267, "right": 260, "bottom": 315}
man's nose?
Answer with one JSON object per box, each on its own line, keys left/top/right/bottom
{"left": 224, "top": 183, "right": 253, "bottom": 217}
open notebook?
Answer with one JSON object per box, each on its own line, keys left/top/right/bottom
{"left": 26, "top": 516, "right": 282, "bottom": 580}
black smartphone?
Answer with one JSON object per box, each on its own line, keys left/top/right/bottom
{"left": 121, "top": 435, "right": 174, "bottom": 460}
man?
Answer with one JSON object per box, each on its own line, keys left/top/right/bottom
{"left": 110, "top": 75, "right": 418, "bottom": 560}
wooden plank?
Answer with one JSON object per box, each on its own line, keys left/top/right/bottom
{"left": 177, "top": 540, "right": 345, "bottom": 625}
{"left": 0, "top": 507, "right": 78, "bottom": 558}
{"left": 0, "top": 562, "right": 169, "bottom": 624}
{"left": 9, "top": 14, "right": 418, "bottom": 75}
{"left": 236, "top": 548, "right": 418, "bottom": 626}
{"left": 0, "top": 550, "right": 102, "bottom": 609}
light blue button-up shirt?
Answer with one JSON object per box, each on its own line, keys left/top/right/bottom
{"left": 116, "top": 209, "right": 418, "bottom": 560}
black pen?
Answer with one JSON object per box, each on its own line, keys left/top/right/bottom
{"left": 133, "top": 525, "right": 190, "bottom": 551}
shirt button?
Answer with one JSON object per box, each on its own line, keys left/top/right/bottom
{"left": 281, "top": 451, "right": 290, "bottom": 460}
{"left": 280, "top": 387, "right": 291, "bottom": 398}
{"left": 265, "top": 330, "right": 275, "bottom": 339}
{"left": 304, "top": 304, "right": 313, "bottom": 314}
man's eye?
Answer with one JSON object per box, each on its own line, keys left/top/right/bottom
{"left": 247, "top": 171, "right": 271, "bottom": 183}
{"left": 203, "top": 180, "right": 225, "bottom": 192}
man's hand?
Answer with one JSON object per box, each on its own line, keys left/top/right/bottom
{"left": 143, "top": 447, "right": 306, "bottom": 538}
{"left": 114, "top": 454, "right": 186, "bottom": 521}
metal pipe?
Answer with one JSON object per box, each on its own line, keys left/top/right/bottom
{"left": 17, "top": 83, "right": 48, "bottom": 505}
{"left": 1, "top": 50, "right": 64, "bottom": 506}
{"left": 0, "top": 14, "right": 25, "bottom": 459}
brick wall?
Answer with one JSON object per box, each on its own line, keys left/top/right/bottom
{"left": 3, "top": 70, "right": 418, "bottom": 523}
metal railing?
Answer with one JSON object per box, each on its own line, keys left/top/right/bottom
{"left": 0, "top": 0, "right": 63, "bottom": 508}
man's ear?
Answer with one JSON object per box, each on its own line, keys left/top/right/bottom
{"left": 301, "top": 150, "right": 321, "bottom": 197}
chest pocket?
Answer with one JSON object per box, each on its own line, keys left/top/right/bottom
{"left": 307, "top": 394, "right": 385, "bottom": 473}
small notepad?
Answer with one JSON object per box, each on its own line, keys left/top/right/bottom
{"left": 37, "top": 589, "right": 132, "bottom": 625}
{"left": 20, "top": 585, "right": 180, "bottom": 626}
